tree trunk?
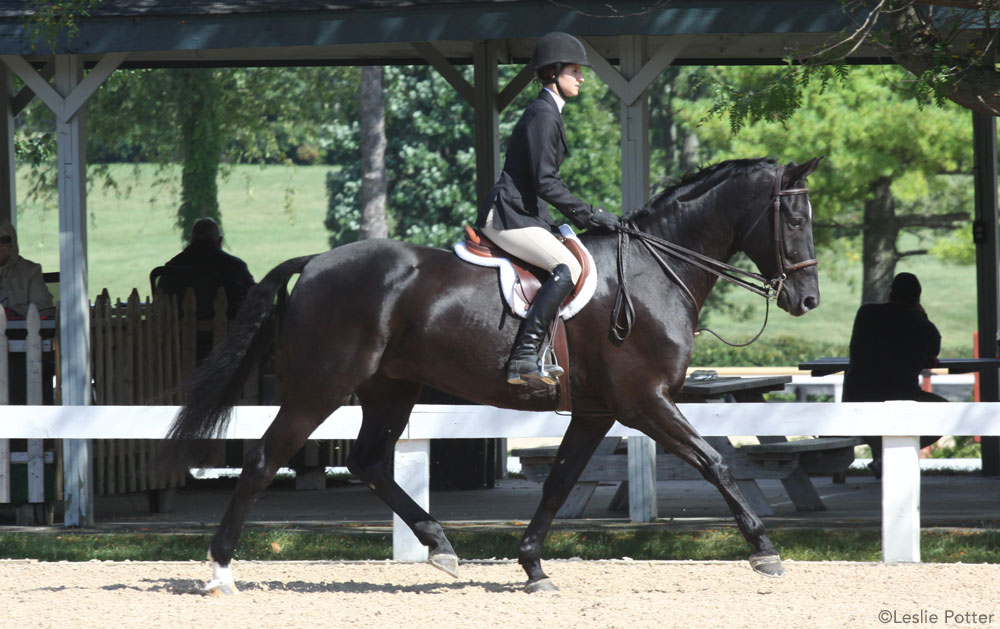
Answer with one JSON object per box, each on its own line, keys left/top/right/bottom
{"left": 359, "top": 66, "right": 388, "bottom": 240}
{"left": 176, "top": 69, "right": 223, "bottom": 241}
{"left": 861, "top": 177, "right": 899, "bottom": 304}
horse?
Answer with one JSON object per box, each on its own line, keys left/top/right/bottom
{"left": 161, "top": 156, "right": 823, "bottom": 595}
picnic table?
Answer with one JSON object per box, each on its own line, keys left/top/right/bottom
{"left": 799, "top": 357, "right": 1000, "bottom": 377}
{"left": 800, "top": 356, "right": 1000, "bottom": 476}
{"left": 513, "top": 374, "right": 860, "bottom": 518}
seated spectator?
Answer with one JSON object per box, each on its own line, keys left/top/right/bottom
{"left": 153, "top": 217, "right": 254, "bottom": 320}
{"left": 0, "top": 220, "right": 54, "bottom": 319}
{"left": 843, "top": 272, "right": 944, "bottom": 477}
{"left": 0, "top": 220, "right": 55, "bottom": 404}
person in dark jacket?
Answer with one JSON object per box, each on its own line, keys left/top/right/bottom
{"left": 157, "top": 217, "right": 255, "bottom": 320}
{"left": 843, "top": 272, "right": 944, "bottom": 476}
{"left": 476, "top": 32, "right": 620, "bottom": 385}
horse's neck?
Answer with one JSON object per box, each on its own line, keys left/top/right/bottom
{"left": 631, "top": 181, "right": 744, "bottom": 307}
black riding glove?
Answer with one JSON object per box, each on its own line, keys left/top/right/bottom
{"left": 588, "top": 206, "right": 620, "bottom": 231}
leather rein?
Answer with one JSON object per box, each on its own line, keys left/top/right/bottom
{"left": 610, "top": 164, "right": 816, "bottom": 346}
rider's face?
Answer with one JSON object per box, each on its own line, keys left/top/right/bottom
{"left": 557, "top": 64, "right": 584, "bottom": 98}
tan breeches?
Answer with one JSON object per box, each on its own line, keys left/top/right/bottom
{"left": 481, "top": 222, "right": 582, "bottom": 284}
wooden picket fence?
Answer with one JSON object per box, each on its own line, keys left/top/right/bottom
{"left": 2, "top": 285, "right": 353, "bottom": 519}
{"left": 88, "top": 287, "right": 234, "bottom": 497}
{"left": 90, "top": 286, "right": 352, "bottom": 493}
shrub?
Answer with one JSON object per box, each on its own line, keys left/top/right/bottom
{"left": 295, "top": 143, "right": 321, "bottom": 165}
{"left": 691, "top": 335, "right": 848, "bottom": 367}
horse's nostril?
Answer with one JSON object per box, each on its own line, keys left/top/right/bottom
{"left": 803, "top": 295, "right": 818, "bottom": 311}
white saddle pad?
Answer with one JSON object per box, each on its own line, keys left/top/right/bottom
{"left": 453, "top": 224, "right": 597, "bottom": 319}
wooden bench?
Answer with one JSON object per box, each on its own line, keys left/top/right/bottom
{"left": 512, "top": 435, "right": 861, "bottom": 518}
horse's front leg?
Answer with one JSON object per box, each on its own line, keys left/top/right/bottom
{"left": 615, "top": 386, "right": 784, "bottom": 577}
{"left": 518, "top": 414, "right": 615, "bottom": 593}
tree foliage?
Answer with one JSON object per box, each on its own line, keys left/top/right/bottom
{"left": 17, "top": 66, "right": 359, "bottom": 240}
{"left": 325, "top": 65, "right": 621, "bottom": 249}
{"left": 24, "top": 0, "right": 102, "bottom": 51}
{"left": 706, "top": 1, "right": 1000, "bottom": 129}
{"left": 677, "top": 64, "right": 973, "bottom": 302}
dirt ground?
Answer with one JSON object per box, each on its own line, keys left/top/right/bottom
{"left": 3, "top": 559, "right": 999, "bottom": 629}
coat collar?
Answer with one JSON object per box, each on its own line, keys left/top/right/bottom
{"left": 537, "top": 90, "right": 568, "bottom": 151}
{"left": 541, "top": 87, "right": 565, "bottom": 112}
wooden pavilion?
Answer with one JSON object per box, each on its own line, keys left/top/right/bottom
{"left": 0, "top": 1, "right": 994, "bottom": 526}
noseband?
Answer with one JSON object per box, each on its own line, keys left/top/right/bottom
{"left": 611, "top": 164, "right": 817, "bottom": 344}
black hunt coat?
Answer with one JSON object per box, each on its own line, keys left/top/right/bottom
{"left": 476, "top": 90, "right": 594, "bottom": 232}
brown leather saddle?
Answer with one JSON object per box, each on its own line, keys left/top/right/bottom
{"left": 463, "top": 226, "right": 591, "bottom": 308}
{"left": 463, "top": 226, "right": 591, "bottom": 412}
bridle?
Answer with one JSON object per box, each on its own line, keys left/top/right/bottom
{"left": 610, "top": 163, "right": 817, "bottom": 345}
{"left": 738, "top": 163, "right": 817, "bottom": 298}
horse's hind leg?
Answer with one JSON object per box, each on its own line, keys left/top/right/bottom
{"left": 205, "top": 402, "right": 332, "bottom": 594}
{"left": 518, "top": 414, "right": 615, "bottom": 592}
{"left": 347, "top": 376, "right": 459, "bottom": 577}
{"left": 616, "top": 389, "right": 784, "bottom": 577}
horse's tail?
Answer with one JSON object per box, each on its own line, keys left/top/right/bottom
{"left": 157, "top": 254, "right": 317, "bottom": 473}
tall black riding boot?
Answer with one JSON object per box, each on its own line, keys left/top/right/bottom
{"left": 506, "top": 263, "right": 575, "bottom": 385}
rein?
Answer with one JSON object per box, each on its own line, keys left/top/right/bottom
{"left": 610, "top": 164, "right": 815, "bottom": 346}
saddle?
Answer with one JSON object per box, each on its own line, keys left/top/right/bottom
{"left": 454, "top": 225, "right": 598, "bottom": 413}
{"left": 456, "top": 224, "right": 596, "bottom": 319}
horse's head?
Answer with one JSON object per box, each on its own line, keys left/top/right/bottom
{"left": 740, "top": 158, "right": 823, "bottom": 316}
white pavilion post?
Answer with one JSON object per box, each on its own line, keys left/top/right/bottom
{"left": 54, "top": 54, "right": 93, "bottom": 526}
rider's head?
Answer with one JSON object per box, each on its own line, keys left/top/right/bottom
{"left": 531, "top": 32, "right": 591, "bottom": 100}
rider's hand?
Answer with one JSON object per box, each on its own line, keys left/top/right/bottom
{"left": 588, "top": 207, "right": 620, "bottom": 231}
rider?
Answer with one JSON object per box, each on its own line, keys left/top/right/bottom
{"left": 476, "top": 32, "right": 620, "bottom": 385}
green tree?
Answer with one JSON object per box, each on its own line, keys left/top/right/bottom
{"left": 677, "top": 65, "right": 973, "bottom": 304}
{"left": 707, "top": 1, "right": 1000, "bottom": 131}
{"left": 16, "top": 66, "right": 359, "bottom": 240}
{"left": 176, "top": 69, "right": 223, "bottom": 236}
{"left": 325, "top": 65, "right": 620, "bottom": 248}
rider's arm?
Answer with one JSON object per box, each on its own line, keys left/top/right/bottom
{"left": 522, "top": 109, "right": 594, "bottom": 229}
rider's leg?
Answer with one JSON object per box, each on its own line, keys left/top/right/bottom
{"left": 480, "top": 225, "right": 582, "bottom": 385}
{"left": 480, "top": 224, "right": 582, "bottom": 285}
{"left": 505, "top": 263, "right": 574, "bottom": 384}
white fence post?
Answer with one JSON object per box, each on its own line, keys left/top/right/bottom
{"left": 393, "top": 439, "right": 430, "bottom": 562}
{"left": 25, "top": 304, "right": 44, "bottom": 504}
{"left": 0, "top": 306, "right": 8, "bottom": 503}
{"left": 882, "top": 435, "right": 921, "bottom": 563}
{"left": 627, "top": 435, "right": 658, "bottom": 522}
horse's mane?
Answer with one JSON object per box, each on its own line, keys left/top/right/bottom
{"left": 625, "top": 157, "right": 778, "bottom": 221}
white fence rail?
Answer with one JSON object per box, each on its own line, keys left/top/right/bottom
{"left": 2, "top": 401, "right": 1000, "bottom": 564}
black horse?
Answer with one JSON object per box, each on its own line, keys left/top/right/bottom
{"left": 163, "top": 156, "right": 822, "bottom": 594}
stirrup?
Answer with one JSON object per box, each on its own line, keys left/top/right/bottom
{"left": 507, "top": 358, "right": 562, "bottom": 386}
{"left": 523, "top": 363, "right": 563, "bottom": 386}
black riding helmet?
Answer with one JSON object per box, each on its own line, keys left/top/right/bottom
{"left": 531, "top": 32, "right": 592, "bottom": 86}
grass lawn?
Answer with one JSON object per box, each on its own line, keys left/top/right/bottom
{"left": 13, "top": 163, "right": 335, "bottom": 302}
{"left": 1, "top": 527, "right": 997, "bottom": 563}
{"left": 694, "top": 241, "right": 978, "bottom": 357}
{"left": 10, "top": 162, "right": 981, "bottom": 357}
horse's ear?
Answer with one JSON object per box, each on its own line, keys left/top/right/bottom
{"left": 783, "top": 156, "right": 824, "bottom": 184}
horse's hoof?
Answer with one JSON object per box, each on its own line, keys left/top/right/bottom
{"left": 523, "top": 578, "right": 558, "bottom": 593}
{"left": 202, "top": 579, "right": 239, "bottom": 596}
{"left": 749, "top": 553, "right": 785, "bottom": 577}
{"left": 429, "top": 553, "right": 460, "bottom": 578}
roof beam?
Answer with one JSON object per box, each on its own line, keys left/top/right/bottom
{"left": 1, "top": 52, "right": 126, "bottom": 122}
{"left": 412, "top": 42, "right": 473, "bottom": 105}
